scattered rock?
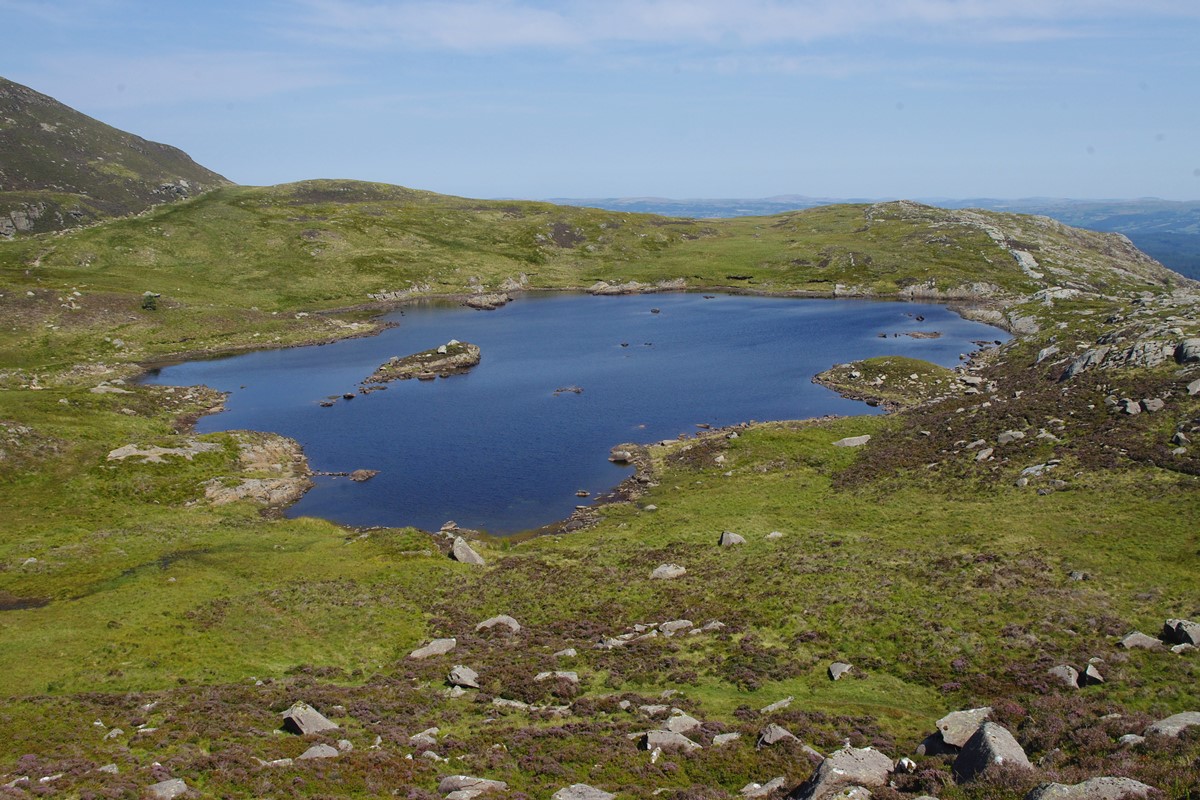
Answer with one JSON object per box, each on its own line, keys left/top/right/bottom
{"left": 1047, "top": 665, "right": 1079, "bottom": 689}
{"left": 451, "top": 537, "right": 485, "bottom": 566}
{"left": 664, "top": 713, "right": 702, "bottom": 734}
{"left": 146, "top": 779, "right": 188, "bottom": 799}
{"left": 651, "top": 563, "right": 686, "bottom": 580}
{"left": 975, "top": 447, "right": 994, "bottom": 462}
{"left": 789, "top": 745, "right": 894, "bottom": 800}
{"left": 741, "top": 777, "right": 787, "bottom": 798}
{"left": 713, "top": 732, "right": 742, "bottom": 746}
{"left": 829, "top": 662, "right": 853, "bottom": 681}
{"left": 1163, "top": 618, "right": 1200, "bottom": 646}
{"left": 298, "top": 743, "right": 339, "bottom": 760}
{"left": 1174, "top": 338, "right": 1200, "bottom": 364}
{"left": 1144, "top": 711, "right": 1200, "bottom": 737}
{"left": 937, "top": 706, "right": 993, "bottom": 748}
{"left": 438, "top": 775, "right": 508, "bottom": 797}
{"left": 282, "top": 701, "right": 338, "bottom": 735}
{"left": 448, "top": 665, "right": 480, "bottom": 689}
{"left": 552, "top": 785, "right": 616, "bottom": 800}
{"left": 554, "top": 647, "right": 577, "bottom": 658}
{"left": 660, "top": 619, "right": 693, "bottom": 636}
{"left": 953, "top": 721, "right": 1032, "bottom": 782}
{"left": 535, "top": 671, "right": 579, "bottom": 684}
{"left": 1024, "top": 777, "right": 1154, "bottom": 800}
{"left": 476, "top": 615, "right": 521, "bottom": 634}
{"left": 410, "top": 727, "right": 440, "bottom": 747}
{"left": 409, "top": 638, "right": 457, "bottom": 660}
{"left": 1118, "top": 734, "right": 1145, "bottom": 747}
{"left": 757, "top": 723, "right": 799, "bottom": 747}
{"left": 1117, "top": 631, "right": 1163, "bottom": 650}
{"left": 1080, "top": 664, "right": 1104, "bottom": 686}
{"left": 719, "top": 530, "right": 747, "bottom": 546}
{"left": 760, "top": 696, "right": 793, "bottom": 714}
{"left": 832, "top": 435, "right": 871, "bottom": 448}
{"left": 1140, "top": 398, "right": 1165, "bottom": 413}
{"left": 642, "top": 729, "right": 701, "bottom": 752}
{"left": 997, "top": 429, "right": 1026, "bottom": 444}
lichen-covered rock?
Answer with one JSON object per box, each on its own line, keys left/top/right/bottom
{"left": 788, "top": 745, "right": 894, "bottom": 800}
{"left": 952, "top": 721, "right": 1032, "bottom": 782}
{"left": 438, "top": 775, "right": 508, "bottom": 797}
{"left": 1163, "top": 618, "right": 1200, "bottom": 646}
{"left": 758, "top": 723, "right": 799, "bottom": 747}
{"left": 298, "top": 743, "right": 339, "bottom": 760}
{"left": 651, "top": 563, "right": 686, "bottom": 579}
{"left": 476, "top": 614, "right": 521, "bottom": 633}
{"left": 1024, "top": 777, "right": 1153, "bottom": 800}
{"left": 642, "top": 729, "right": 701, "bottom": 752}
{"left": 552, "top": 785, "right": 616, "bottom": 800}
{"left": 720, "top": 530, "right": 747, "bottom": 546}
{"left": 281, "top": 701, "right": 338, "bottom": 735}
{"left": 146, "top": 779, "right": 188, "bottom": 800}
{"left": 829, "top": 662, "right": 853, "bottom": 681}
{"left": 1144, "top": 711, "right": 1200, "bottom": 737}
{"left": 409, "top": 638, "right": 457, "bottom": 660}
{"left": 1047, "top": 665, "right": 1079, "bottom": 688}
{"left": 937, "top": 706, "right": 992, "bottom": 748}
{"left": 448, "top": 665, "right": 480, "bottom": 689}
{"left": 451, "top": 537, "right": 485, "bottom": 566}
{"left": 1117, "top": 631, "right": 1163, "bottom": 650}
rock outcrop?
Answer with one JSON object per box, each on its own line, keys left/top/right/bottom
{"left": 365, "top": 340, "right": 481, "bottom": 383}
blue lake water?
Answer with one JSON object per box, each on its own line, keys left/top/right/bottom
{"left": 141, "top": 293, "right": 1006, "bottom": 534}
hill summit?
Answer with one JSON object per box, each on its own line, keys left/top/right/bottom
{"left": 0, "top": 76, "right": 230, "bottom": 236}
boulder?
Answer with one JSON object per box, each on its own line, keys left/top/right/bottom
{"left": 1140, "top": 398, "right": 1165, "bottom": 413}
{"left": 475, "top": 615, "right": 521, "bottom": 634}
{"left": 1174, "top": 338, "right": 1200, "bottom": 363}
{"left": 451, "top": 537, "right": 485, "bottom": 566}
{"left": 1024, "top": 777, "right": 1154, "bottom": 800}
{"left": 757, "top": 723, "right": 799, "bottom": 747}
{"left": 953, "top": 721, "right": 1032, "bottom": 782}
{"left": 664, "top": 713, "right": 702, "bottom": 734}
{"left": 788, "top": 745, "right": 894, "bottom": 800}
{"left": 297, "top": 743, "right": 339, "bottom": 760}
{"left": 146, "top": 779, "right": 188, "bottom": 799}
{"left": 410, "top": 727, "right": 440, "bottom": 747}
{"left": 448, "top": 665, "right": 480, "bottom": 689}
{"left": 1080, "top": 663, "right": 1104, "bottom": 686}
{"left": 741, "top": 777, "right": 787, "bottom": 798}
{"left": 829, "top": 662, "right": 853, "bottom": 681}
{"left": 720, "top": 531, "right": 747, "bottom": 546}
{"left": 997, "top": 430, "right": 1026, "bottom": 444}
{"left": 409, "top": 638, "right": 457, "bottom": 660}
{"left": 1163, "top": 618, "right": 1200, "bottom": 646}
{"left": 281, "top": 701, "right": 338, "bottom": 735}
{"left": 1047, "top": 665, "right": 1079, "bottom": 689}
{"left": 832, "top": 435, "right": 871, "bottom": 448}
{"left": 651, "top": 563, "right": 686, "bottom": 580}
{"left": 1118, "top": 734, "right": 1145, "bottom": 747}
{"left": 760, "top": 696, "right": 793, "bottom": 713}
{"left": 713, "top": 732, "right": 742, "bottom": 746}
{"left": 438, "top": 775, "right": 508, "bottom": 797}
{"left": 660, "top": 619, "right": 694, "bottom": 636}
{"left": 1117, "top": 631, "right": 1163, "bottom": 650}
{"left": 937, "top": 706, "right": 992, "bottom": 748}
{"left": 535, "top": 670, "right": 579, "bottom": 684}
{"left": 642, "top": 729, "right": 701, "bottom": 752}
{"left": 552, "top": 785, "right": 616, "bottom": 800}
{"left": 1189, "top": 378, "right": 1200, "bottom": 396}
{"left": 1144, "top": 711, "right": 1200, "bottom": 737}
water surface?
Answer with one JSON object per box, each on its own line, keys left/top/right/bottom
{"left": 142, "top": 293, "right": 1005, "bottom": 533}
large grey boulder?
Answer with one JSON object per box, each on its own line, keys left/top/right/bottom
{"left": 146, "top": 779, "right": 188, "bottom": 800}
{"left": 641, "top": 729, "right": 701, "bottom": 752}
{"left": 448, "top": 665, "right": 480, "bottom": 689}
{"left": 1163, "top": 618, "right": 1200, "bottom": 646}
{"left": 720, "top": 531, "right": 747, "bottom": 546}
{"left": 1175, "top": 338, "right": 1200, "bottom": 364}
{"left": 953, "top": 721, "right": 1032, "bottom": 782}
{"left": 664, "top": 712, "right": 702, "bottom": 734}
{"left": 1047, "top": 665, "right": 1079, "bottom": 689}
{"left": 1144, "top": 711, "right": 1200, "bottom": 737}
{"left": 297, "top": 743, "right": 339, "bottom": 760}
{"left": 281, "top": 701, "right": 338, "bottom": 735}
{"left": 451, "top": 537, "right": 485, "bottom": 565}
{"left": 757, "top": 723, "right": 799, "bottom": 747}
{"left": 829, "top": 662, "right": 853, "bottom": 681}
{"left": 1117, "top": 631, "right": 1163, "bottom": 650}
{"left": 787, "top": 745, "right": 893, "bottom": 800}
{"left": 651, "top": 563, "right": 686, "bottom": 580}
{"left": 1024, "top": 777, "right": 1154, "bottom": 800}
{"left": 552, "top": 785, "right": 616, "bottom": 800}
{"left": 476, "top": 615, "right": 521, "bottom": 633}
{"left": 438, "top": 775, "right": 508, "bottom": 797}
{"left": 937, "top": 706, "right": 992, "bottom": 748}
{"left": 409, "top": 637, "right": 457, "bottom": 660}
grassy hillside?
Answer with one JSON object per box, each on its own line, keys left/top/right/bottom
{"left": 0, "top": 76, "right": 230, "bottom": 237}
{"left": 0, "top": 181, "right": 1197, "bottom": 798}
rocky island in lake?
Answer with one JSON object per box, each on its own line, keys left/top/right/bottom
{"left": 364, "top": 339, "right": 481, "bottom": 383}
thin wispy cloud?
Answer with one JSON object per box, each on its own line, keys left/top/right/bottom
{"left": 283, "top": 0, "right": 1200, "bottom": 52}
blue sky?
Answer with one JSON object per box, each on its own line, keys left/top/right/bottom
{"left": 3, "top": 0, "right": 1199, "bottom": 200}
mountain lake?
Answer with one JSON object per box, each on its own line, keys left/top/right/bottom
{"left": 140, "top": 293, "right": 1008, "bottom": 534}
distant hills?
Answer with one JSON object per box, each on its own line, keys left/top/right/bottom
{"left": 549, "top": 196, "right": 1200, "bottom": 279}
{"left": 0, "top": 76, "right": 230, "bottom": 236}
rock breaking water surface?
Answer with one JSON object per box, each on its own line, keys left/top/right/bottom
{"left": 141, "top": 293, "right": 1006, "bottom": 534}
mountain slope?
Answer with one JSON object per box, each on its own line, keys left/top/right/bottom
{"left": 0, "top": 76, "right": 231, "bottom": 237}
